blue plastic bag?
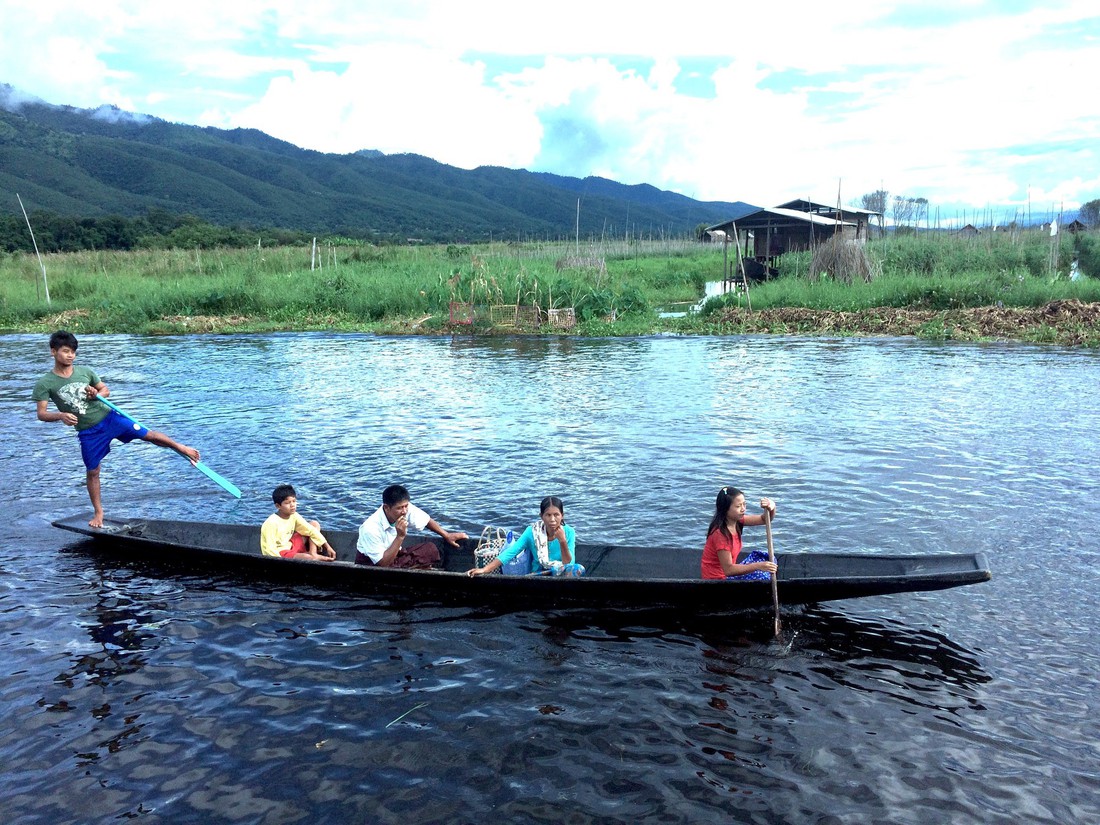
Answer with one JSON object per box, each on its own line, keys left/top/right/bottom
{"left": 500, "top": 532, "right": 532, "bottom": 575}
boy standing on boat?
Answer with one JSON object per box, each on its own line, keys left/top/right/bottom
{"left": 356, "top": 484, "right": 467, "bottom": 568}
{"left": 32, "top": 330, "right": 200, "bottom": 528}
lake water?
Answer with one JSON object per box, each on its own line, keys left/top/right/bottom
{"left": 3, "top": 331, "right": 1099, "bottom": 823}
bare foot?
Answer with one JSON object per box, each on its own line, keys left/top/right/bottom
{"left": 180, "top": 445, "right": 200, "bottom": 463}
{"left": 89, "top": 512, "right": 104, "bottom": 528}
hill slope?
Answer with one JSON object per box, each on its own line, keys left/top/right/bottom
{"left": 0, "top": 86, "right": 754, "bottom": 242}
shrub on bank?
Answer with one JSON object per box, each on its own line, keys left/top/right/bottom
{"left": 1077, "top": 235, "right": 1100, "bottom": 279}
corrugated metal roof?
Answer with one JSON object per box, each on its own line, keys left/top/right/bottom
{"left": 777, "top": 199, "right": 882, "bottom": 216}
{"left": 832, "top": 206, "right": 883, "bottom": 216}
{"left": 707, "top": 207, "right": 856, "bottom": 232}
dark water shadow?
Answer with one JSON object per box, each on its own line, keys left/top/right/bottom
{"left": 522, "top": 604, "right": 991, "bottom": 710}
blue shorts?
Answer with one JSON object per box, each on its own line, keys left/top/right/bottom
{"left": 77, "top": 410, "right": 149, "bottom": 470}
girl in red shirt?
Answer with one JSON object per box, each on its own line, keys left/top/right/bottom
{"left": 701, "top": 486, "right": 778, "bottom": 580}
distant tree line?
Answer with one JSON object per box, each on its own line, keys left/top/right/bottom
{"left": 859, "top": 190, "right": 1100, "bottom": 232}
{"left": 0, "top": 208, "right": 324, "bottom": 254}
{"left": 1081, "top": 199, "right": 1100, "bottom": 228}
{"left": 857, "top": 189, "right": 929, "bottom": 232}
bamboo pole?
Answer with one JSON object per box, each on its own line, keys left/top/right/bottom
{"left": 722, "top": 231, "right": 729, "bottom": 285}
{"left": 732, "top": 222, "right": 752, "bottom": 313}
{"left": 765, "top": 222, "right": 773, "bottom": 279}
{"left": 575, "top": 198, "right": 580, "bottom": 254}
{"left": 835, "top": 178, "right": 843, "bottom": 238}
{"left": 17, "top": 194, "right": 50, "bottom": 305}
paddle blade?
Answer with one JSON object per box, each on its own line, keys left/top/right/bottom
{"left": 192, "top": 460, "right": 242, "bottom": 498}
{"left": 100, "top": 396, "right": 239, "bottom": 497}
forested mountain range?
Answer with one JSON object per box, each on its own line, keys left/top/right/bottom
{"left": 0, "top": 85, "right": 753, "bottom": 244}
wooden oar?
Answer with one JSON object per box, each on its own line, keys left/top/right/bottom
{"left": 763, "top": 509, "right": 781, "bottom": 637}
{"left": 97, "top": 396, "right": 242, "bottom": 498}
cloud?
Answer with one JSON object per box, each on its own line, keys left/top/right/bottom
{"left": 0, "top": 84, "right": 48, "bottom": 112}
{"left": 1, "top": 0, "right": 1098, "bottom": 212}
{"left": 89, "top": 105, "right": 151, "bottom": 125}
{"left": 227, "top": 42, "right": 544, "bottom": 168}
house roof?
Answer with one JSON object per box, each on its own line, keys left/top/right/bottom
{"left": 777, "top": 198, "right": 835, "bottom": 213}
{"left": 707, "top": 207, "right": 857, "bottom": 233}
{"left": 777, "top": 198, "right": 882, "bottom": 216}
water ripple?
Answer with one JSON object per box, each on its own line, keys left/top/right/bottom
{"left": 4, "top": 333, "right": 1100, "bottom": 822}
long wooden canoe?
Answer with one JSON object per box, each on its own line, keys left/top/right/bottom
{"left": 52, "top": 515, "right": 991, "bottom": 611}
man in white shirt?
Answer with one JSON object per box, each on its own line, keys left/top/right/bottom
{"left": 356, "top": 484, "right": 468, "bottom": 568}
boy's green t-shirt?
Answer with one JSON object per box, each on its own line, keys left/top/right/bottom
{"left": 32, "top": 366, "right": 111, "bottom": 431}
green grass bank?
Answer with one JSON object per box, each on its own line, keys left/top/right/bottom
{"left": 2, "top": 231, "right": 1099, "bottom": 345}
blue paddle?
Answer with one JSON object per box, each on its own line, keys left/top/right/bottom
{"left": 96, "top": 396, "right": 242, "bottom": 498}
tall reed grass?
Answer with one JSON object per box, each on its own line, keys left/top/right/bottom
{"left": 706, "top": 230, "right": 1099, "bottom": 313}
{"left": 0, "top": 240, "right": 707, "bottom": 332}
{"left": 1, "top": 230, "right": 1095, "bottom": 335}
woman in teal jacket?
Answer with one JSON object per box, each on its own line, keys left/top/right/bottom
{"left": 466, "top": 496, "right": 584, "bottom": 577}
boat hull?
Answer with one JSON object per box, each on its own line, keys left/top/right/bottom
{"left": 51, "top": 515, "right": 992, "bottom": 611}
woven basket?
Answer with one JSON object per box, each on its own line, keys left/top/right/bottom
{"left": 474, "top": 526, "right": 509, "bottom": 568}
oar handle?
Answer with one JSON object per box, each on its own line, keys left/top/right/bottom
{"left": 763, "top": 508, "right": 781, "bottom": 636}
{"left": 97, "top": 395, "right": 141, "bottom": 426}
{"left": 764, "top": 509, "right": 776, "bottom": 562}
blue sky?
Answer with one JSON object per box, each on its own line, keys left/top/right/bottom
{"left": 1, "top": 0, "right": 1097, "bottom": 222}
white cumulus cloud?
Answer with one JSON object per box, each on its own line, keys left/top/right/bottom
{"left": 1, "top": 0, "right": 1098, "bottom": 213}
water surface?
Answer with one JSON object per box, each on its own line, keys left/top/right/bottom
{"left": 3, "top": 332, "right": 1099, "bottom": 823}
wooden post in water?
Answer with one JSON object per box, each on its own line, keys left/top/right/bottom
{"left": 732, "top": 222, "right": 752, "bottom": 313}
{"left": 722, "top": 232, "right": 729, "bottom": 286}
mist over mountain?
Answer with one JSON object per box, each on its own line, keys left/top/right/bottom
{"left": 0, "top": 84, "right": 753, "bottom": 243}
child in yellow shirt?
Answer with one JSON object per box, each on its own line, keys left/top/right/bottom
{"left": 260, "top": 484, "right": 337, "bottom": 561}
